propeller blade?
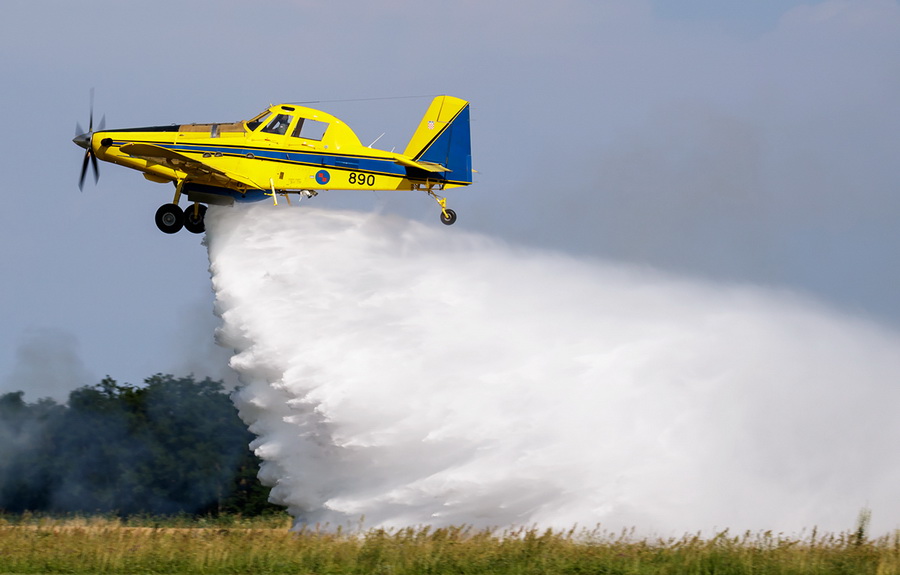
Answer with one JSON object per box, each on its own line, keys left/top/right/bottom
{"left": 79, "top": 150, "right": 91, "bottom": 191}
{"left": 88, "top": 88, "right": 95, "bottom": 132}
{"left": 75, "top": 89, "right": 102, "bottom": 191}
{"left": 90, "top": 150, "right": 99, "bottom": 183}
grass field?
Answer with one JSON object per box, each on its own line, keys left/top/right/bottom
{"left": 0, "top": 513, "right": 898, "bottom": 574}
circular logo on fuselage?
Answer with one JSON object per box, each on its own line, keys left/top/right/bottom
{"left": 315, "top": 170, "right": 331, "bottom": 185}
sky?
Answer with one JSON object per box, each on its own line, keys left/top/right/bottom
{"left": 1, "top": 0, "right": 899, "bottom": 399}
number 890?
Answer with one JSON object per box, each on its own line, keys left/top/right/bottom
{"left": 349, "top": 172, "right": 375, "bottom": 186}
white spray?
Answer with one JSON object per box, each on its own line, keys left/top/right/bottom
{"left": 206, "top": 204, "right": 900, "bottom": 535}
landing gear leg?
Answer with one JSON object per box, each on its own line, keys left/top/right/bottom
{"left": 427, "top": 190, "right": 457, "bottom": 226}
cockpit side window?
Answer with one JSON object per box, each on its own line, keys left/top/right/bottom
{"left": 292, "top": 118, "right": 328, "bottom": 141}
{"left": 246, "top": 112, "right": 271, "bottom": 131}
{"left": 261, "top": 114, "right": 293, "bottom": 135}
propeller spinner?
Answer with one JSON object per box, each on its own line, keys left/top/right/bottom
{"left": 73, "top": 91, "right": 105, "bottom": 190}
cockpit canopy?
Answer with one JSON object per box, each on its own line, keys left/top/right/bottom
{"left": 244, "top": 104, "right": 355, "bottom": 145}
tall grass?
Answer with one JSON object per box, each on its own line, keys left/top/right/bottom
{"left": 0, "top": 514, "right": 898, "bottom": 574}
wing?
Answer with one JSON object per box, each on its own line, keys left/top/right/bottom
{"left": 119, "top": 143, "right": 257, "bottom": 188}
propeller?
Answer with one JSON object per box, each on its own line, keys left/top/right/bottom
{"left": 73, "top": 90, "right": 105, "bottom": 190}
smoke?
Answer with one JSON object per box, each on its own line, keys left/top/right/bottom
{"left": 207, "top": 204, "right": 900, "bottom": 535}
{"left": 169, "top": 299, "right": 242, "bottom": 390}
{"left": 2, "top": 328, "right": 95, "bottom": 402}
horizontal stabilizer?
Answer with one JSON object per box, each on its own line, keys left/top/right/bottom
{"left": 393, "top": 155, "right": 450, "bottom": 173}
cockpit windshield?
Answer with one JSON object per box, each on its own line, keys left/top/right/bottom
{"left": 245, "top": 111, "right": 271, "bottom": 131}
{"left": 261, "top": 114, "right": 293, "bottom": 135}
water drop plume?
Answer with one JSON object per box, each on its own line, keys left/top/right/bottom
{"left": 206, "top": 204, "right": 900, "bottom": 535}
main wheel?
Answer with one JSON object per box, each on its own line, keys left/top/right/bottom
{"left": 440, "top": 208, "right": 457, "bottom": 226}
{"left": 155, "top": 203, "right": 184, "bottom": 234}
{"left": 183, "top": 204, "right": 208, "bottom": 234}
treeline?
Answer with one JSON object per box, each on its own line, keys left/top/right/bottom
{"left": 0, "top": 374, "right": 279, "bottom": 516}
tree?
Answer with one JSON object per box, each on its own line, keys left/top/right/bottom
{"left": 0, "top": 375, "right": 279, "bottom": 516}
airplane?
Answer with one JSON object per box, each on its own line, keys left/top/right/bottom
{"left": 73, "top": 95, "right": 473, "bottom": 234}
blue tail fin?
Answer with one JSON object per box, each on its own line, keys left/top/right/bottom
{"left": 403, "top": 96, "right": 472, "bottom": 185}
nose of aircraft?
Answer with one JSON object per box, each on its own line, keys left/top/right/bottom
{"left": 73, "top": 132, "right": 90, "bottom": 150}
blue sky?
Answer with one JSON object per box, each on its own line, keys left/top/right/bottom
{"left": 1, "top": 0, "right": 898, "bottom": 398}
{"left": 651, "top": 0, "right": 811, "bottom": 34}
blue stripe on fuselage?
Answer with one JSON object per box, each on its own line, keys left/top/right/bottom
{"left": 122, "top": 141, "right": 410, "bottom": 178}
{"left": 114, "top": 140, "right": 471, "bottom": 186}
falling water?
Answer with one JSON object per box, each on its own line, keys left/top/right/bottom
{"left": 206, "top": 204, "right": 900, "bottom": 535}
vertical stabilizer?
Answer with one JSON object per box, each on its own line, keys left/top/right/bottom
{"left": 403, "top": 96, "right": 472, "bottom": 185}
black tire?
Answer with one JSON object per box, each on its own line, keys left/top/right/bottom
{"left": 440, "top": 208, "right": 457, "bottom": 226}
{"left": 183, "top": 204, "right": 208, "bottom": 234}
{"left": 155, "top": 203, "right": 184, "bottom": 234}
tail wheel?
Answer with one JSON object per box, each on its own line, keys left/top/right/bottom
{"left": 440, "top": 208, "right": 457, "bottom": 226}
{"left": 183, "top": 204, "right": 208, "bottom": 234}
{"left": 155, "top": 203, "right": 184, "bottom": 234}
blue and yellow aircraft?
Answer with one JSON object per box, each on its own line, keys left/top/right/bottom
{"left": 73, "top": 96, "right": 472, "bottom": 233}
